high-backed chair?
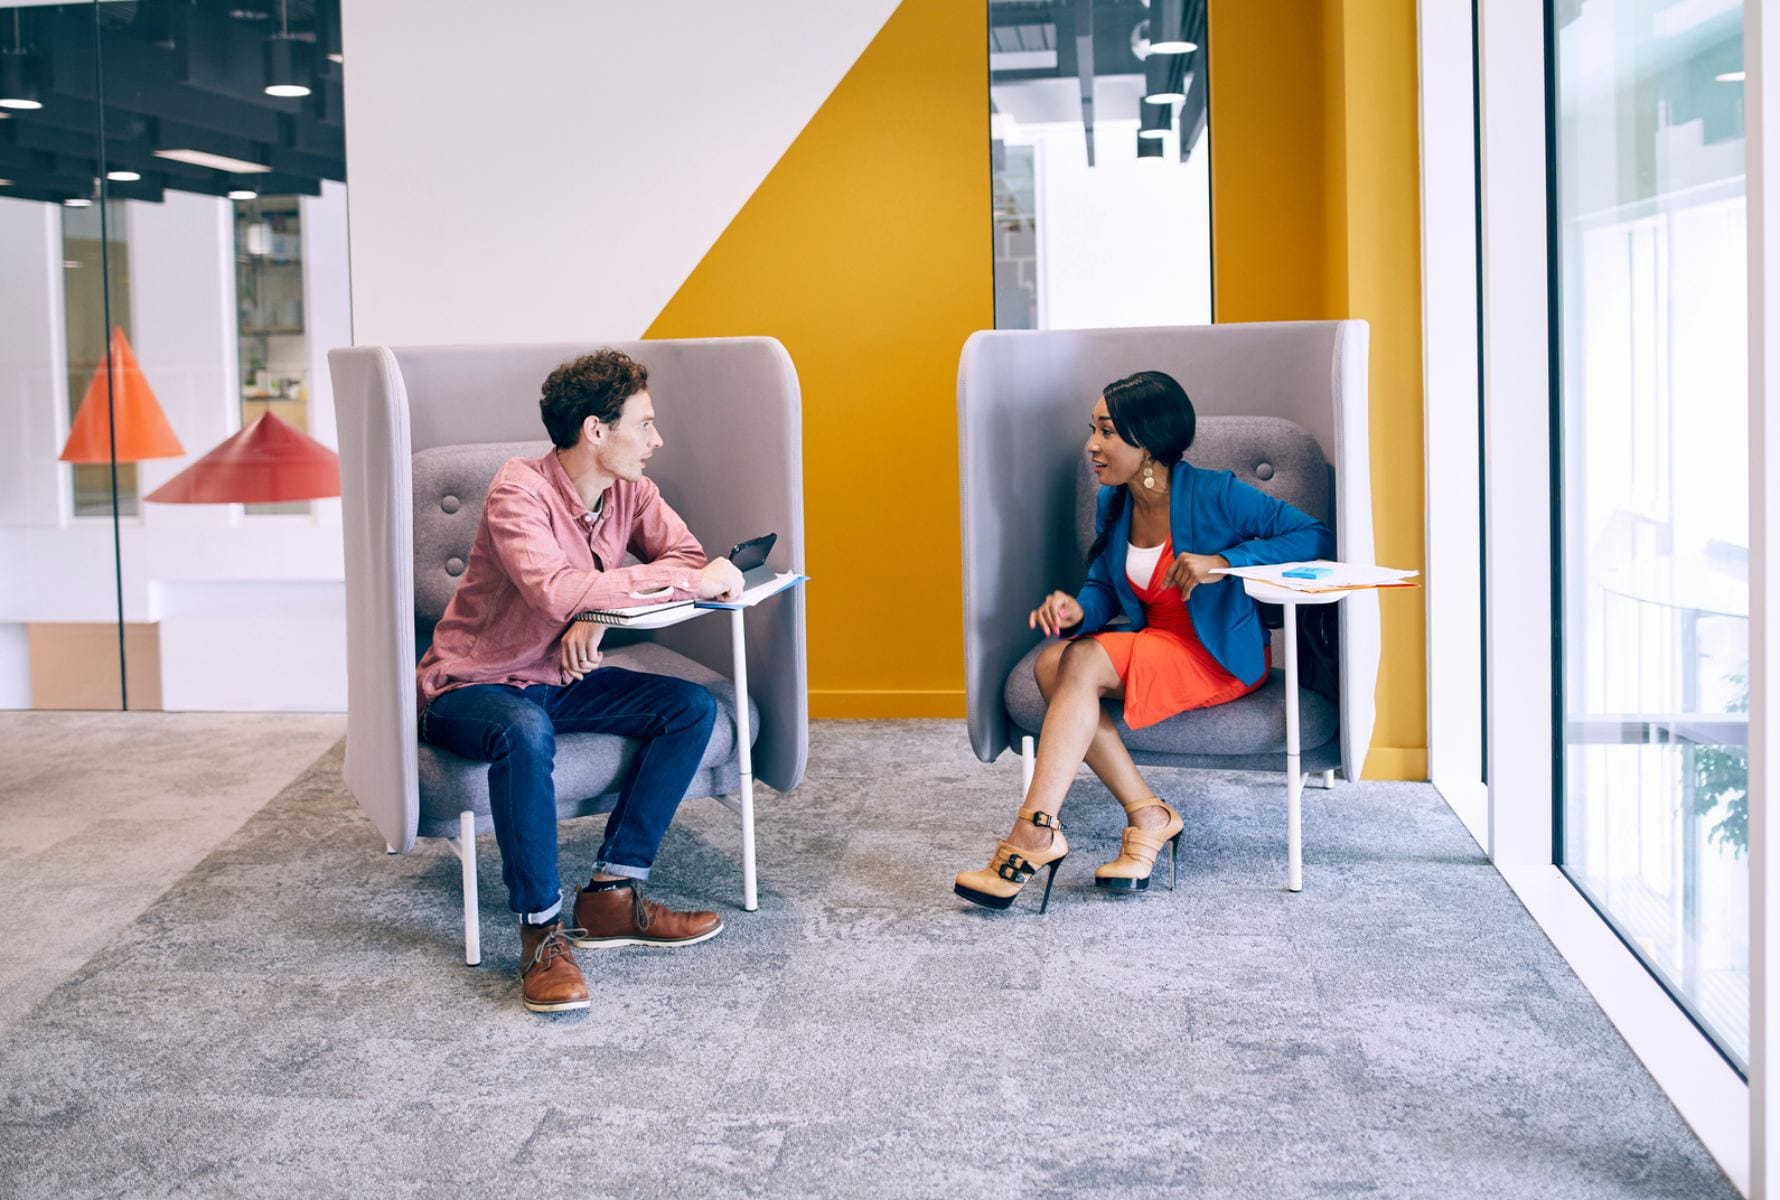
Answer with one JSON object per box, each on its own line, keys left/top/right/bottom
{"left": 330, "top": 338, "right": 807, "bottom": 964}
{"left": 958, "top": 321, "right": 1378, "bottom": 868}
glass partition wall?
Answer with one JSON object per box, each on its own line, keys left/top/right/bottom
{"left": 989, "top": 0, "right": 1211, "bottom": 330}
{"left": 1550, "top": 0, "right": 1749, "bottom": 1069}
{"left": 0, "top": 0, "right": 348, "bottom": 712}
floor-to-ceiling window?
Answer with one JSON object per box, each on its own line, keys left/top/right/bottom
{"left": 1550, "top": 0, "right": 1748, "bottom": 1070}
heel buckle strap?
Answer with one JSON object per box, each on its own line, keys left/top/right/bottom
{"left": 1020, "top": 809, "right": 1064, "bottom": 831}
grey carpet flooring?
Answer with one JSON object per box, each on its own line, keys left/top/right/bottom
{"left": 0, "top": 720, "right": 1737, "bottom": 1199}
{"left": 0, "top": 711, "right": 346, "bottom": 1035}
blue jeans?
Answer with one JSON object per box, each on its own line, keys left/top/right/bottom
{"left": 419, "top": 668, "right": 719, "bottom": 922}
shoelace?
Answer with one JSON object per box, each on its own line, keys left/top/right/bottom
{"left": 629, "top": 882, "right": 655, "bottom": 933}
{"left": 523, "top": 927, "right": 577, "bottom": 975}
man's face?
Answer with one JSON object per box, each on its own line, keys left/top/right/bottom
{"left": 591, "top": 389, "right": 663, "bottom": 482}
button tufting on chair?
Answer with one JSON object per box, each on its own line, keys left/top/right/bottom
{"left": 441, "top": 494, "right": 460, "bottom": 514}
{"left": 445, "top": 556, "right": 465, "bottom": 576}
{"left": 1254, "top": 462, "right": 1275, "bottom": 480}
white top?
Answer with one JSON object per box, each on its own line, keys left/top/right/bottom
{"left": 1127, "top": 541, "right": 1166, "bottom": 588}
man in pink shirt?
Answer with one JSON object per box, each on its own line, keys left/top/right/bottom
{"left": 417, "top": 349, "right": 745, "bottom": 1013}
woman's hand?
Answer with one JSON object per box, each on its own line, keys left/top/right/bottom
{"left": 560, "top": 620, "right": 603, "bottom": 681}
{"left": 1162, "top": 552, "right": 1230, "bottom": 601}
{"left": 1029, "top": 591, "right": 1083, "bottom": 637}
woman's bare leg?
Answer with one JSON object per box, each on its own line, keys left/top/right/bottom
{"left": 1007, "top": 640, "right": 1122, "bottom": 853}
{"left": 1032, "top": 642, "right": 1178, "bottom": 834}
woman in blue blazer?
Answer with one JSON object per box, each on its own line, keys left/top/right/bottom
{"left": 955, "top": 371, "right": 1334, "bottom": 912}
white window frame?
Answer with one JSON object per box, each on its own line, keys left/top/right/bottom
{"left": 1748, "top": 1, "right": 1778, "bottom": 1193}
{"left": 1425, "top": 0, "right": 1758, "bottom": 1190}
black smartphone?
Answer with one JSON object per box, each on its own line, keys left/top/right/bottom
{"left": 728, "top": 533, "right": 777, "bottom": 572}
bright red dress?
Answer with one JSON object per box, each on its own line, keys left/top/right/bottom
{"left": 1089, "top": 537, "right": 1268, "bottom": 730}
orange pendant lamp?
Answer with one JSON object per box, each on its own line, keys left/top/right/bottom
{"left": 146, "top": 411, "right": 339, "bottom": 504}
{"left": 58, "top": 326, "right": 185, "bottom": 463}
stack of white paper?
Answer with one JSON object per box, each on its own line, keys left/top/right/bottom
{"left": 1211, "top": 560, "right": 1419, "bottom": 593}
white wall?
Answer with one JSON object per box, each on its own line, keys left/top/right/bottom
{"left": 340, "top": 0, "right": 900, "bottom": 346}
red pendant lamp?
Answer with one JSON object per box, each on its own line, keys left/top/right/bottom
{"left": 145, "top": 411, "right": 339, "bottom": 504}
{"left": 58, "top": 327, "right": 185, "bottom": 463}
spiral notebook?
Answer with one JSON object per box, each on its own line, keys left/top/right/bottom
{"left": 576, "top": 592, "right": 696, "bottom": 627}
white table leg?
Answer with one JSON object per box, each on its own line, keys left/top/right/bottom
{"left": 1284, "top": 601, "right": 1303, "bottom": 893}
{"left": 459, "top": 809, "right": 481, "bottom": 966}
{"left": 730, "top": 607, "right": 758, "bottom": 912}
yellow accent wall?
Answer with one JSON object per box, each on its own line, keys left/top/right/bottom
{"left": 1209, "top": 0, "right": 1429, "bottom": 780}
{"left": 645, "top": 0, "right": 988, "bottom": 717}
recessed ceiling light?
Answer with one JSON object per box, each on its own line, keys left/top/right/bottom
{"left": 154, "top": 148, "right": 272, "bottom": 174}
{"left": 265, "top": 83, "right": 311, "bottom": 98}
{"left": 1718, "top": 70, "right": 1745, "bottom": 82}
{"left": 65, "top": 198, "right": 92, "bottom": 207}
{"left": 1151, "top": 39, "right": 1197, "bottom": 53}
{"left": 0, "top": 97, "right": 41, "bottom": 111}
{"left": 227, "top": 189, "right": 258, "bottom": 200}
{"left": 107, "top": 170, "right": 141, "bottom": 182}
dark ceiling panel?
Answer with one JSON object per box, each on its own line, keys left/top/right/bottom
{"left": 0, "top": 0, "right": 343, "bottom": 205}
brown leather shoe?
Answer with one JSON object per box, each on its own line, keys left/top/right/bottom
{"left": 518, "top": 922, "right": 590, "bottom": 1013}
{"left": 568, "top": 881, "right": 723, "bottom": 949}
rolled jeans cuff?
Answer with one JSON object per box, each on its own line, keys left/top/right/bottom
{"left": 520, "top": 897, "right": 563, "bottom": 926}
{"left": 593, "top": 860, "right": 649, "bottom": 883}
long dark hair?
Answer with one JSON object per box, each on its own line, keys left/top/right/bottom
{"left": 1085, "top": 370, "right": 1197, "bottom": 566}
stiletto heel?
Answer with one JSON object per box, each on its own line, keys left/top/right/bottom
{"left": 1038, "top": 858, "right": 1063, "bottom": 914}
{"left": 1096, "top": 797, "right": 1185, "bottom": 892}
{"left": 955, "top": 808, "right": 1070, "bottom": 913}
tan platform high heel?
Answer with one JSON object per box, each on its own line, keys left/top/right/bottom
{"left": 954, "top": 808, "right": 1069, "bottom": 913}
{"left": 1095, "top": 797, "right": 1184, "bottom": 891}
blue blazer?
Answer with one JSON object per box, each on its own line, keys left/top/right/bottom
{"left": 1071, "top": 460, "right": 1336, "bottom": 687}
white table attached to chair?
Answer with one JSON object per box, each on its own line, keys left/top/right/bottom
{"left": 617, "top": 571, "right": 806, "bottom": 913}
{"left": 1240, "top": 578, "right": 1351, "bottom": 894}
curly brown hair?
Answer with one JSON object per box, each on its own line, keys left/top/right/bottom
{"left": 539, "top": 349, "right": 650, "bottom": 448}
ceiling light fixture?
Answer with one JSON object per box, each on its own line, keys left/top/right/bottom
{"left": 0, "top": 10, "right": 45, "bottom": 111}
{"left": 1139, "top": 104, "right": 1172, "bottom": 140}
{"left": 228, "top": 188, "right": 258, "bottom": 201}
{"left": 155, "top": 148, "right": 273, "bottom": 174}
{"left": 1144, "top": 52, "right": 1186, "bottom": 105}
{"left": 65, "top": 198, "right": 92, "bottom": 207}
{"left": 1148, "top": 0, "right": 1195, "bottom": 54}
{"left": 263, "top": 0, "right": 313, "bottom": 98}
{"left": 107, "top": 170, "right": 142, "bottom": 183}
{"left": 1718, "top": 70, "right": 1745, "bottom": 82}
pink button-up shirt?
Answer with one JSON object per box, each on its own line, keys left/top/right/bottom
{"left": 417, "top": 451, "right": 706, "bottom": 709}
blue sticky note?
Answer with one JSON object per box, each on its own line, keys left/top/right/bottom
{"left": 1283, "top": 566, "right": 1333, "bottom": 580}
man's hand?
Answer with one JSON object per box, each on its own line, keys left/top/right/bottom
{"left": 1029, "top": 591, "right": 1083, "bottom": 637}
{"left": 1161, "top": 552, "right": 1230, "bottom": 601}
{"left": 560, "top": 620, "right": 603, "bottom": 681}
{"left": 698, "top": 557, "right": 745, "bottom": 602}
